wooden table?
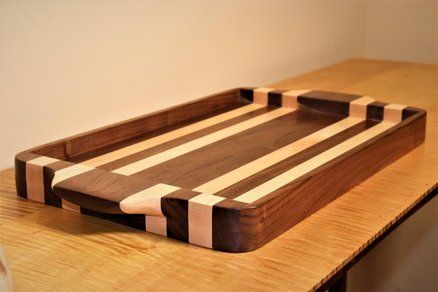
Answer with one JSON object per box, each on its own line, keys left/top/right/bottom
{"left": 1, "top": 58, "right": 437, "bottom": 291}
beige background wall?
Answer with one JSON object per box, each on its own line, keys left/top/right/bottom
{"left": 0, "top": 1, "right": 436, "bottom": 291}
{"left": 364, "top": 1, "right": 438, "bottom": 64}
{"left": 0, "top": 0, "right": 367, "bottom": 169}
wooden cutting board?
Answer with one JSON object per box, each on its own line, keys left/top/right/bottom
{"left": 15, "top": 87, "right": 426, "bottom": 252}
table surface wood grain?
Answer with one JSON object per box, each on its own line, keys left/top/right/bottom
{"left": 1, "top": 58, "right": 437, "bottom": 291}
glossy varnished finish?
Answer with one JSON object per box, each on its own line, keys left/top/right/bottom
{"left": 1, "top": 59, "right": 437, "bottom": 290}
{"left": 13, "top": 84, "right": 425, "bottom": 252}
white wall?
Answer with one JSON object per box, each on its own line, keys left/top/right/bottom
{"left": 364, "top": 1, "right": 438, "bottom": 64}
{"left": 0, "top": 0, "right": 367, "bottom": 168}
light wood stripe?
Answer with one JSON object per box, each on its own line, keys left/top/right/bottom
{"left": 282, "top": 89, "right": 310, "bottom": 109}
{"left": 113, "top": 108, "right": 294, "bottom": 176}
{"left": 384, "top": 104, "right": 406, "bottom": 123}
{"left": 26, "top": 156, "right": 59, "bottom": 203}
{"left": 82, "top": 104, "right": 265, "bottom": 167}
{"left": 146, "top": 216, "right": 167, "bottom": 236}
{"left": 253, "top": 87, "right": 274, "bottom": 105}
{"left": 51, "top": 164, "right": 95, "bottom": 188}
{"left": 119, "top": 183, "right": 180, "bottom": 216}
{"left": 193, "top": 117, "right": 364, "bottom": 195}
{"left": 188, "top": 194, "right": 225, "bottom": 248}
{"left": 350, "top": 96, "right": 375, "bottom": 119}
{"left": 234, "top": 120, "right": 398, "bottom": 203}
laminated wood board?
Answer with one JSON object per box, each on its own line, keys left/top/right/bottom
{"left": 15, "top": 88, "right": 426, "bottom": 252}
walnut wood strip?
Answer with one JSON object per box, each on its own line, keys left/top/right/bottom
{"left": 193, "top": 117, "right": 364, "bottom": 195}
{"left": 113, "top": 108, "right": 294, "bottom": 176}
{"left": 193, "top": 96, "right": 374, "bottom": 195}
{"left": 234, "top": 117, "right": 401, "bottom": 204}
{"left": 97, "top": 106, "right": 270, "bottom": 171}
{"left": 81, "top": 103, "right": 264, "bottom": 167}
{"left": 129, "top": 108, "right": 335, "bottom": 190}
{"left": 61, "top": 199, "right": 80, "bottom": 213}
{"left": 212, "top": 120, "right": 376, "bottom": 199}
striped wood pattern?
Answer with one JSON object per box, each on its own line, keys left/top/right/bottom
{"left": 82, "top": 103, "right": 264, "bottom": 167}
{"left": 13, "top": 76, "right": 426, "bottom": 252}
{"left": 2, "top": 59, "right": 436, "bottom": 290}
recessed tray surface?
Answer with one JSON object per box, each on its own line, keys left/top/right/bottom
{"left": 15, "top": 87, "right": 426, "bottom": 252}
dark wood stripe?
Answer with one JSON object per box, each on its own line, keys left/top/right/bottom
{"left": 52, "top": 169, "right": 158, "bottom": 214}
{"left": 130, "top": 109, "right": 344, "bottom": 189}
{"left": 367, "top": 101, "right": 387, "bottom": 121}
{"left": 14, "top": 152, "right": 40, "bottom": 199}
{"left": 298, "top": 90, "right": 362, "bottom": 116}
{"left": 44, "top": 160, "right": 79, "bottom": 207}
{"left": 211, "top": 111, "right": 426, "bottom": 252}
{"left": 212, "top": 199, "right": 249, "bottom": 252}
{"left": 161, "top": 189, "right": 201, "bottom": 242}
{"left": 98, "top": 107, "right": 271, "bottom": 171}
{"left": 71, "top": 102, "right": 248, "bottom": 164}
{"left": 43, "top": 167, "right": 62, "bottom": 208}
{"left": 316, "top": 186, "right": 436, "bottom": 292}
{"left": 30, "top": 88, "right": 244, "bottom": 161}
{"left": 213, "top": 120, "right": 377, "bottom": 199}
{"left": 268, "top": 89, "right": 289, "bottom": 107}
{"left": 239, "top": 87, "right": 256, "bottom": 102}
{"left": 402, "top": 106, "right": 425, "bottom": 120}
{"left": 80, "top": 208, "right": 146, "bottom": 231}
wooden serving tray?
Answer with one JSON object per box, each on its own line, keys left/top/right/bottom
{"left": 15, "top": 88, "right": 426, "bottom": 252}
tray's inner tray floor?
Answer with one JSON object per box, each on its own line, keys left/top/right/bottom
{"left": 73, "top": 106, "right": 376, "bottom": 200}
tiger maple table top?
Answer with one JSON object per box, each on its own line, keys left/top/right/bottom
{"left": 1, "top": 58, "right": 437, "bottom": 291}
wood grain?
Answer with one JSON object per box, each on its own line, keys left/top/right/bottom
{"left": 193, "top": 116, "right": 364, "bottom": 195}
{"left": 12, "top": 81, "right": 426, "bottom": 251}
{"left": 81, "top": 103, "right": 264, "bottom": 167}
{"left": 1, "top": 59, "right": 437, "bottom": 291}
{"left": 234, "top": 119, "right": 398, "bottom": 203}
{"left": 112, "top": 107, "right": 293, "bottom": 175}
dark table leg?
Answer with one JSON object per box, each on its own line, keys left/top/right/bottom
{"left": 328, "top": 273, "right": 347, "bottom": 292}
{"left": 316, "top": 185, "right": 436, "bottom": 292}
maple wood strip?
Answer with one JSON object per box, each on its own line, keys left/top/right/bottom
{"left": 146, "top": 216, "right": 167, "bottom": 236}
{"left": 194, "top": 96, "right": 373, "bottom": 195}
{"left": 81, "top": 103, "right": 264, "bottom": 167}
{"left": 282, "top": 89, "right": 310, "bottom": 108}
{"left": 119, "top": 184, "right": 180, "bottom": 216}
{"left": 188, "top": 194, "right": 225, "bottom": 248}
{"left": 234, "top": 120, "right": 399, "bottom": 203}
{"left": 384, "top": 104, "right": 406, "bottom": 123}
{"left": 194, "top": 117, "right": 364, "bottom": 195}
{"left": 253, "top": 87, "right": 274, "bottom": 104}
{"left": 97, "top": 107, "right": 271, "bottom": 171}
{"left": 113, "top": 108, "right": 294, "bottom": 175}
{"left": 349, "top": 96, "right": 375, "bottom": 118}
{"left": 51, "top": 164, "right": 95, "bottom": 188}
{"left": 25, "top": 156, "right": 59, "bottom": 203}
